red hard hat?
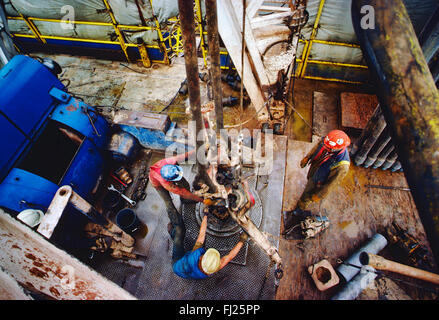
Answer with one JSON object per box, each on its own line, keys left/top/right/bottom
{"left": 324, "top": 130, "right": 351, "bottom": 150}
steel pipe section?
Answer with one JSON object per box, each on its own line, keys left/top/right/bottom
{"left": 205, "top": 0, "right": 224, "bottom": 133}
{"left": 331, "top": 266, "right": 377, "bottom": 300}
{"left": 336, "top": 233, "right": 387, "bottom": 283}
{"left": 352, "top": 0, "right": 439, "bottom": 264}
{"left": 177, "top": 0, "right": 217, "bottom": 192}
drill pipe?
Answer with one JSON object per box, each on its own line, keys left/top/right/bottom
{"left": 363, "top": 128, "right": 392, "bottom": 168}
{"left": 380, "top": 149, "right": 398, "bottom": 171}
{"left": 372, "top": 142, "right": 395, "bottom": 169}
{"left": 354, "top": 106, "right": 387, "bottom": 166}
{"left": 350, "top": 104, "right": 384, "bottom": 157}
{"left": 178, "top": 0, "right": 217, "bottom": 193}
{"left": 205, "top": 0, "right": 224, "bottom": 133}
{"left": 360, "top": 253, "right": 439, "bottom": 286}
{"left": 390, "top": 161, "right": 402, "bottom": 173}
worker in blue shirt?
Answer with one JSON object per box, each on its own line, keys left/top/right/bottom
{"left": 283, "top": 130, "right": 351, "bottom": 238}
{"left": 172, "top": 210, "right": 249, "bottom": 279}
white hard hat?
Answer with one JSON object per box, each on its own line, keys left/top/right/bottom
{"left": 201, "top": 248, "right": 221, "bottom": 274}
{"left": 17, "top": 209, "right": 44, "bottom": 228}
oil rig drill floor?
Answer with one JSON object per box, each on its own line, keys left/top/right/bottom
{"left": 90, "top": 136, "right": 287, "bottom": 300}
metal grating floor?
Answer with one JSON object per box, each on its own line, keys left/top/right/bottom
{"left": 182, "top": 172, "right": 262, "bottom": 265}
{"left": 89, "top": 136, "right": 287, "bottom": 300}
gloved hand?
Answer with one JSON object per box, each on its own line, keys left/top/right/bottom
{"left": 300, "top": 157, "right": 309, "bottom": 168}
{"left": 239, "top": 232, "right": 249, "bottom": 243}
{"left": 203, "top": 198, "right": 214, "bottom": 206}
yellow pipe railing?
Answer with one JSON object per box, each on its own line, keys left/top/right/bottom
{"left": 102, "top": 0, "right": 130, "bottom": 62}
{"left": 302, "top": 75, "right": 364, "bottom": 85}
{"left": 296, "top": 58, "right": 368, "bottom": 69}
{"left": 8, "top": 2, "right": 366, "bottom": 83}
{"left": 6, "top": 0, "right": 178, "bottom": 65}
{"left": 293, "top": 0, "right": 367, "bottom": 84}
{"left": 195, "top": 0, "right": 208, "bottom": 67}
{"left": 299, "top": 0, "right": 325, "bottom": 77}
{"left": 147, "top": 0, "right": 170, "bottom": 65}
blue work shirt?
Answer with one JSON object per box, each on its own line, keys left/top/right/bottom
{"left": 311, "top": 145, "right": 351, "bottom": 184}
{"left": 173, "top": 247, "right": 209, "bottom": 280}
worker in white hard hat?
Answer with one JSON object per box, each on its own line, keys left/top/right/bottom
{"left": 172, "top": 210, "right": 249, "bottom": 279}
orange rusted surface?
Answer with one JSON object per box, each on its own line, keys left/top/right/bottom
{"left": 340, "top": 92, "right": 378, "bottom": 129}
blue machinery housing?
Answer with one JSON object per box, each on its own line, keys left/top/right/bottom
{"left": 0, "top": 55, "right": 110, "bottom": 214}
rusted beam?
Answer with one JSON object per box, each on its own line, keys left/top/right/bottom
{"left": 205, "top": 0, "right": 224, "bottom": 133}
{"left": 0, "top": 210, "right": 136, "bottom": 300}
{"left": 177, "top": 0, "right": 217, "bottom": 192}
{"left": 352, "top": 0, "right": 439, "bottom": 263}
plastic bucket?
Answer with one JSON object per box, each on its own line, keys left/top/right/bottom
{"left": 116, "top": 208, "right": 139, "bottom": 234}
{"left": 17, "top": 209, "right": 44, "bottom": 228}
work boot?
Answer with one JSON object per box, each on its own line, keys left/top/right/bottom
{"left": 282, "top": 211, "right": 295, "bottom": 231}
{"left": 283, "top": 208, "right": 305, "bottom": 230}
{"left": 283, "top": 228, "right": 298, "bottom": 240}
{"left": 282, "top": 208, "right": 308, "bottom": 239}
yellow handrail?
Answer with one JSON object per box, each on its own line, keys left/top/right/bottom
{"left": 299, "top": 0, "right": 325, "bottom": 77}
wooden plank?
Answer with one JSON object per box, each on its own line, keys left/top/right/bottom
{"left": 217, "top": 0, "right": 269, "bottom": 121}
{"left": 340, "top": 92, "right": 378, "bottom": 129}
{"left": 313, "top": 91, "right": 338, "bottom": 137}
{"left": 251, "top": 11, "right": 293, "bottom": 29}
{"left": 276, "top": 139, "right": 437, "bottom": 300}
{"left": 246, "top": 0, "right": 265, "bottom": 18}
{"left": 0, "top": 210, "right": 136, "bottom": 300}
{"left": 231, "top": 0, "right": 270, "bottom": 87}
{"left": 37, "top": 186, "right": 72, "bottom": 239}
{"left": 0, "top": 269, "right": 32, "bottom": 300}
{"left": 259, "top": 5, "right": 291, "bottom": 12}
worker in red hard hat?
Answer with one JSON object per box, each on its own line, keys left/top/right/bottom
{"left": 283, "top": 130, "right": 351, "bottom": 238}
{"left": 149, "top": 150, "right": 213, "bottom": 259}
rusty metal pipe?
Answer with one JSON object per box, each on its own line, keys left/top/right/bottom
{"left": 352, "top": 0, "right": 439, "bottom": 264}
{"left": 350, "top": 104, "right": 383, "bottom": 157}
{"left": 353, "top": 106, "right": 387, "bottom": 166}
{"left": 372, "top": 142, "right": 394, "bottom": 169}
{"left": 363, "top": 128, "right": 392, "bottom": 168}
{"left": 205, "top": 0, "right": 224, "bottom": 133}
{"left": 360, "top": 252, "right": 439, "bottom": 286}
{"left": 390, "top": 161, "right": 402, "bottom": 173}
{"left": 178, "top": 0, "right": 217, "bottom": 192}
{"left": 380, "top": 148, "right": 398, "bottom": 171}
